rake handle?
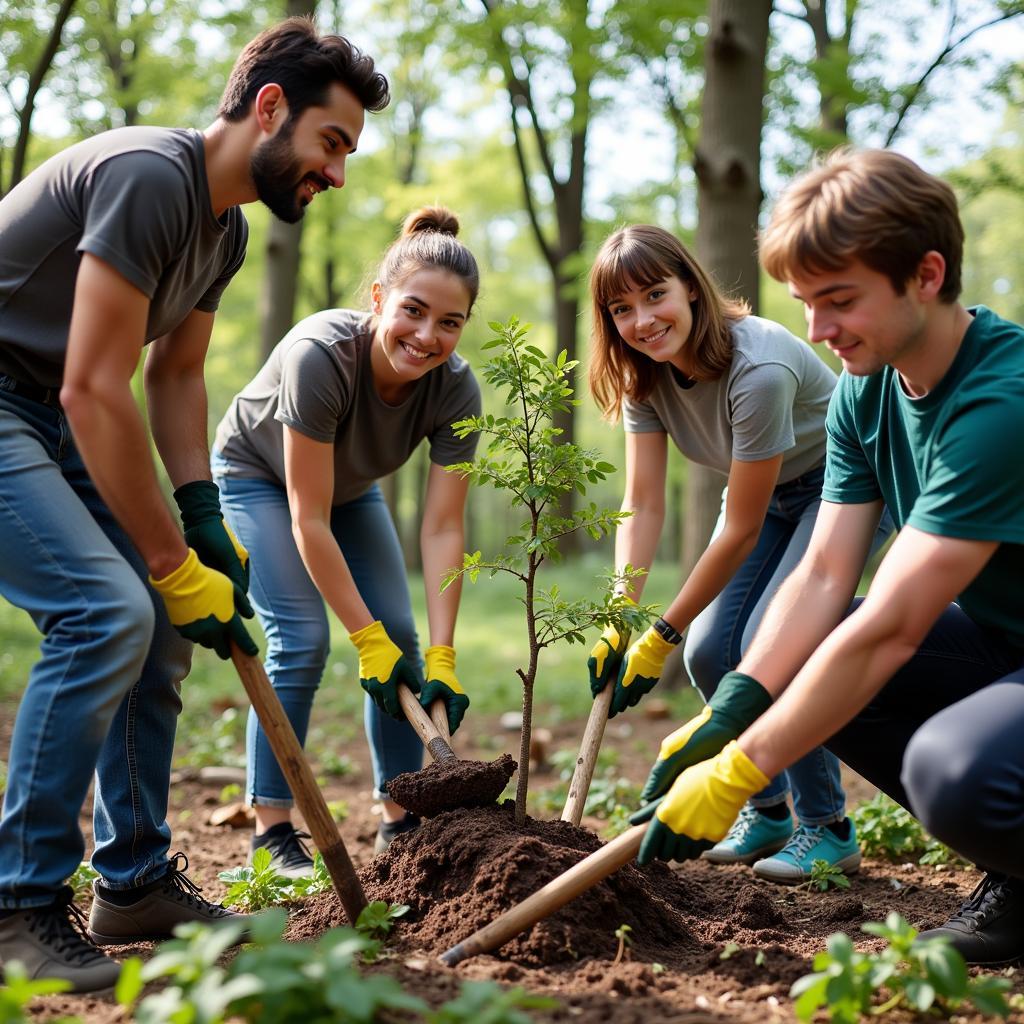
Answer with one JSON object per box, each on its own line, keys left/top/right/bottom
{"left": 230, "top": 647, "right": 367, "bottom": 923}
{"left": 561, "top": 684, "right": 613, "bottom": 826}
{"left": 397, "top": 684, "right": 457, "bottom": 764}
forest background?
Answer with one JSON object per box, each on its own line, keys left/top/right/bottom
{"left": 2, "top": 0, "right": 1024, "bottom": 735}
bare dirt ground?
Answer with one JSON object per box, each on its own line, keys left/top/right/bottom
{"left": 10, "top": 704, "right": 1023, "bottom": 1023}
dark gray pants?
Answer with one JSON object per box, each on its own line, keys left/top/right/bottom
{"left": 826, "top": 601, "right": 1024, "bottom": 877}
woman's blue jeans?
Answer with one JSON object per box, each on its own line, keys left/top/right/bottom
{"left": 0, "top": 384, "right": 190, "bottom": 908}
{"left": 212, "top": 459, "right": 424, "bottom": 805}
{"left": 683, "top": 465, "right": 894, "bottom": 825}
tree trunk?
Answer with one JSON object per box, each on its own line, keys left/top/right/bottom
{"left": 683, "top": 0, "right": 771, "bottom": 575}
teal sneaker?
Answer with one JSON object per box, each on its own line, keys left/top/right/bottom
{"left": 752, "top": 819, "right": 862, "bottom": 885}
{"left": 702, "top": 802, "right": 793, "bottom": 865}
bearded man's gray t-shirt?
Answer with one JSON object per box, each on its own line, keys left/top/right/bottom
{"left": 214, "top": 309, "right": 481, "bottom": 506}
{"left": 0, "top": 126, "right": 248, "bottom": 388}
{"left": 622, "top": 315, "right": 836, "bottom": 483}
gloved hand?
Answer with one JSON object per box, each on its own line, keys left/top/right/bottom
{"left": 610, "top": 625, "right": 677, "bottom": 717}
{"left": 173, "top": 481, "right": 252, "bottom": 615}
{"left": 150, "top": 548, "right": 258, "bottom": 659}
{"left": 587, "top": 617, "right": 632, "bottom": 700}
{"left": 350, "top": 620, "right": 420, "bottom": 719}
{"left": 639, "top": 671, "right": 772, "bottom": 804}
{"left": 631, "top": 741, "right": 770, "bottom": 865}
{"left": 419, "top": 645, "right": 470, "bottom": 735}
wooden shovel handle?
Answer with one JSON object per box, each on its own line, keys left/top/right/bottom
{"left": 397, "top": 684, "right": 457, "bottom": 764}
{"left": 561, "top": 684, "right": 613, "bottom": 826}
{"left": 439, "top": 822, "right": 647, "bottom": 966}
{"left": 230, "top": 647, "right": 367, "bottom": 924}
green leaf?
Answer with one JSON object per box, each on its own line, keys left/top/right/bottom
{"left": 115, "top": 957, "right": 144, "bottom": 1005}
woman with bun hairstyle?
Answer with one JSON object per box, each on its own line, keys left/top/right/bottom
{"left": 585, "top": 224, "right": 892, "bottom": 884}
{"left": 211, "top": 206, "right": 480, "bottom": 870}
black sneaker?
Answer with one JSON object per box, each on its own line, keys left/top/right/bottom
{"left": 88, "top": 852, "right": 252, "bottom": 946}
{"left": 0, "top": 886, "right": 120, "bottom": 992}
{"left": 374, "top": 813, "right": 421, "bottom": 854}
{"left": 917, "top": 873, "right": 1024, "bottom": 965}
{"left": 251, "top": 823, "right": 315, "bottom": 879}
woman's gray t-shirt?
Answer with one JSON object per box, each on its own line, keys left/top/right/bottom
{"left": 214, "top": 309, "right": 481, "bottom": 506}
{"left": 622, "top": 315, "right": 835, "bottom": 483}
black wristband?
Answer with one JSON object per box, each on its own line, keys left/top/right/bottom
{"left": 652, "top": 616, "right": 683, "bottom": 645}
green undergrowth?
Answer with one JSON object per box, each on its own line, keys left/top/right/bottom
{"left": 850, "top": 792, "right": 967, "bottom": 867}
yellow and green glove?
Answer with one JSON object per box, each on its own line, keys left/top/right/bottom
{"left": 639, "top": 671, "right": 772, "bottom": 804}
{"left": 173, "top": 481, "right": 252, "bottom": 615}
{"left": 587, "top": 617, "right": 632, "bottom": 700}
{"left": 631, "top": 741, "right": 770, "bottom": 865}
{"left": 350, "top": 620, "right": 420, "bottom": 719}
{"left": 610, "top": 625, "right": 677, "bottom": 717}
{"left": 150, "top": 548, "right": 258, "bottom": 660}
{"left": 419, "top": 645, "right": 470, "bottom": 735}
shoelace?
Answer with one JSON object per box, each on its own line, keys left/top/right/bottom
{"left": 725, "top": 804, "right": 762, "bottom": 842}
{"left": 948, "top": 875, "right": 1012, "bottom": 928}
{"left": 270, "top": 829, "right": 313, "bottom": 870}
{"left": 161, "top": 852, "right": 232, "bottom": 918}
{"left": 26, "top": 886, "right": 105, "bottom": 965}
{"left": 780, "top": 824, "right": 826, "bottom": 860}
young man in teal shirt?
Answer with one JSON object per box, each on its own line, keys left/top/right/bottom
{"left": 631, "top": 148, "right": 1024, "bottom": 964}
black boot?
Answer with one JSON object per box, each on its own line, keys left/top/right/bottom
{"left": 917, "top": 873, "right": 1024, "bottom": 965}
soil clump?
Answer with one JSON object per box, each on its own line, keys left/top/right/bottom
{"left": 387, "top": 752, "right": 517, "bottom": 817}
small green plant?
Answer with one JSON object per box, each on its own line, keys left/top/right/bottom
{"left": 851, "top": 792, "right": 964, "bottom": 866}
{"left": 0, "top": 960, "right": 78, "bottom": 1023}
{"left": 355, "top": 900, "right": 410, "bottom": 941}
{"left": 720, "top": 941, "right": 741, "bottom": 960}
{"left": 317, "top": 751, "right": 356, "bottom": 778}
{"left": 791, "top": 912, "right": 1012, "bottom": 1022}
{"left": 217, "top": 846, "right": 291, "bottom": 911}
{"left": 68, "top": 860, "right": 99, "bottom": 900}
{"left": 800, "top": 859, "right": 852, "bottom": 892}
{"left": 425, "top": 979, "right": 558, "bottom": 1023}
{"left": 613, "top": 923, "right": 633, "bottom": 965}
{"left": 327, "top": 798, "right": 349, "bottom": 823}
{"left": 444, "top": 318, "right": 655, "bottom": 824}
{"left": 286, "top": 852, "right": 333, "bottom": 901}
{"left": 174, "top": 705, "right": 245, "bottom": 769}
{"left": 219, "top": 782, "right": 242, "bottom": 803}
{"left": 650, "top": 962, "right": 666, "bottom": 975}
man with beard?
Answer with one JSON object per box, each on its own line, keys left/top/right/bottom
{"left": 0, "top": 18, "right": 388, "bottom": 991}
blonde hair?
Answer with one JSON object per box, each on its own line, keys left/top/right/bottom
{"left": 759, "top": 148, "right": 963, "bottom": 302}
{"left": 375, "top": 205, "right": 480, "bottom": 313}
{"left": 588, "top": 225, "right": 748, "bottom": 421}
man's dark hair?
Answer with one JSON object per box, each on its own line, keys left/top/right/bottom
{"left": 218, "top": 17, "right": 389, "bottom": 122}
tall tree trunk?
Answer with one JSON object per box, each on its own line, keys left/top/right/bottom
{"left": 259, "top": 0, "right": 316, "bottom": 362}
{"left": 683, "top": 0, "right": 771, "bottom": 574}
{"left": 7, "top": 0, "right": 77, "bottom": 194}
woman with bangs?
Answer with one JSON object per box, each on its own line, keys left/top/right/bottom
{"left": 585, "top": 224, "right": 890, "bottom": 884}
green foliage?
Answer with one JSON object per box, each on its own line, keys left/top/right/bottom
{"left": 0, "top": 959, "right": 77, "bottom": 1023}
{"left": 174, "top": 706, "right": 246, "bottom": 770}
{"left": 285, "top": 853, "right": 333, "bottom": 903}
{"left": 613, "top": 923, "right": 633, "bottom": 965}
{"left": 851, "top": 792, "right": 964, "bottom": 866}
{"left": 68, "top": 860, "right": 100, "bottom": 900}
{"left": 532, "top": 747, "right": 642, "bottom": 831}
{"left": 800, "top": 859, "right": 852, "bottom": 893}
{"left": 327, "top": 799, "right": 350, "bottom": 824}
{"left": 790, "top": 912, "right": 1012, "bottom": 1022}
{"left": 425, "top": 979, "right": 558, "bottom": 1024}
{"left": 217, "top": 846, "right": 291, "bottom": 912}
{"left": 354, "top": 900, "right": 410, "bottom": 942}
{"left": 219, "top": 783, "right": 242, "bottom": 804}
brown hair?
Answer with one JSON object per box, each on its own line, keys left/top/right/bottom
{"left": 588, "top": 225, "right": 748, "bottom": 420}
{"left": 218, "top": 17, "right": 389, "bottom": 123}
{"left": 375, "top": 206, "right": 481, "bottom": 314}
{"left": 759, "top": 148, "right": 963, "bottom": 302}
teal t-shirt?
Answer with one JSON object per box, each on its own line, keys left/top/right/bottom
{"left": 822, "top": 305, "right": 1024, "bottom": 649}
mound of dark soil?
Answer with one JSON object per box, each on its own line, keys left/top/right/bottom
{"left": 388, "top": 753, "right": 517, "bottom": 817}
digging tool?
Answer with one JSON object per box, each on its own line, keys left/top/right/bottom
{"left": 560, "top": 684, "right": 614, "bottom": 826}
{"left": 439, "top": 821, "right": 647, "bottom": 966}
{"left": 387, "top": 685, "right": 517, "bottom": 818}
{"left": 230, "top": 646, "right": 367, "bottom": 924}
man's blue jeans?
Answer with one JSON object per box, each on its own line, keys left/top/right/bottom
{"left": 684, "top": 465, "right": 894, "bottom": 826}
{"left": 0, "top": 384, "right": 190, "bottom": 908}
{"left": 212, "top": 458, "right": 424, "bottom": 805}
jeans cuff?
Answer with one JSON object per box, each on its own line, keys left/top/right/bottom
{"left": 97, "top": 862, "right": 173, "bottom": 892}
{"left": 0, "top": 893, "right": 65, "bottom": 910}
{"left": 750, "top": 794, "right": 790, "bottom": 810}
{"left": 248, "top": 795, "right": 295, "bottom": 810}
{"left": 798, "top": 812, "right": 847, "bottom": 827}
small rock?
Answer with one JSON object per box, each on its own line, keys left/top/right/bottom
{"left": 198, "top": 766, "right": 247, "bottom": 786}
{"left": 642, "top": 698, "right": 671, "bottom": 720}
{"left": 500, "top": 711, "right": 523, "bottom": 731}
{"left": 208, "top": 802, "right": 254, "bottom": 828}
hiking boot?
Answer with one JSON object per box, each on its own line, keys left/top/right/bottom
{"left": 251, "top": 823, "right": 315, "bottom": 879}
{"left": 88, "top": 852, "right": 253, "bottom": 946}
{"left": 374, "top": 813, "right": 420, "bottom": 855}
{"left": 703, "top": 802, "right": 793, "bottom": 865}
{"left": 0, "top": 886, "right": 121, "bottom": 993}
{"left": 752, "top": 819, "right": 861, "bottom": 885}
{"left": 916, "top": 873, "right": 1024, "bottom": 965}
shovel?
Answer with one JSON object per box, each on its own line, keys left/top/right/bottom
{"left": 560, "top": 684, "right": 614, "bottom": 826}
{"left": 230, "top": 646, "right": 367, "bottom": 924}
{"left": 439, "top": 821, "right": 647, "bottom": 965}
{"left": 387, "top": 684, "right": 517, "bottom": 818}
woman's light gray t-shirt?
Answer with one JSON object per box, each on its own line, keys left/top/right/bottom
{"left": 622, "top": 315, "right": 836, "bottom": 483}
{"left": 214, "top": 309, "right": 481, "bottom": 506}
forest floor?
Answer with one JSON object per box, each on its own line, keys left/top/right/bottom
{"left": 13, "top": 707, "right": 1024, "bottom": 1024}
